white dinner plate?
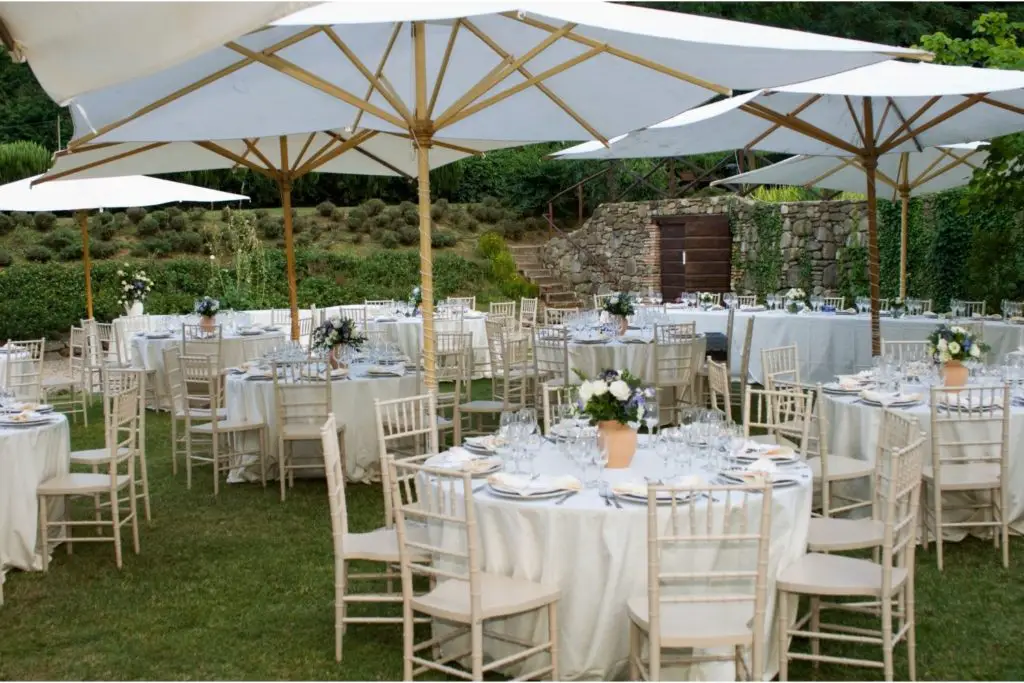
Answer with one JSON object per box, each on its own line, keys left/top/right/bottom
{"left": 486, "top": 483, "right": 569, "bottom": 500}
{"left": 858, "top": 396, "right": 922, "bottom": 408}
{"left": 613, "top": 487, "right": 696, "bottom": 505}
{"left": 822, "top": 382, "right": 868, "bottom": 396}
{"left": 718, "top": 472, "right": 801, "bottom": 489}
{"left": 145, "top": 333, "right": 173, "bottom": 339}
{"left": 2, "top": 403, "right": 53, "bottom": 414}
{"left": 0, "top": 416, "right": 55, "bottom": 427}
{"left": 237, "top": 329, "right": 264, "bottom": 336}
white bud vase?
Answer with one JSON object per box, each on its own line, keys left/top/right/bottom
{"left": 125, "top": 301, "right": 144, "bottom": 317}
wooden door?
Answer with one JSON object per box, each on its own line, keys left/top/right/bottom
{"left": 657, "top": 215, "right": 731, "bottom": 300}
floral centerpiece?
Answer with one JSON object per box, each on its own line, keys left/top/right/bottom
{"left": 602, "top": 293, "right": 635, "bottom": 335}
{"left": 577, "top": 369, "right": 650, "bottom": 468}
{"left": 312, "top": 317, "right": 367, "bottom": 369}
{"left": 194, "top": 296, "right": 220, "bottom": 333}
{"left": 699, "top": 292, "right": 717, "bottom": 309}
{"left": 927, "top": 324, "right": 988, "bottom": 387}
{"left": 784, "top": 288, "right": 806, "bottom": 314}
{"left": 117, "top": 264, "right": 153, "bottom": 315}
{"left": 408, "top": 285, "right": 423, "bottom": 314}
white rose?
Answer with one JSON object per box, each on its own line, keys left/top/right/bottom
{"left": 592, "top": 380, "right": 609, "bottom": 397}
{"left": 937, "top": 338, "right": 948, "bottom": 351}
{"left": 609, "top": 380, "right": 630, "bottom": 401}
{"left": 609, "top": 296, "right": 619, "bottom": 305}
{"left": 939, "top": 351, "right": 952, "bottom": 363}
{"left": 951, "top": 326, "right": 965, "bottom": 335}
{"left": 579, "top": 381, "right": 594, "bottom": 403}
{"left": 970, "top": 344, "right": 981, "bottom": 358}
{"left": 948, "top": 341, "right": 961, "bottom": 356}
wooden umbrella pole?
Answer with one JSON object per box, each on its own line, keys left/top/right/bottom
{"left": 864, "top": 154, "right": 882, "bottom": 356}
{"left": 414, "top": 21, "right": 437, "bottom": 390}
{"left": 78, "top": 210, "right": 94, "bottom": 318}
{"left": 279, "top": 177, "right": 300, "bottom": 342}
{"left": 899, "top": 187, "right": 910, "bottom": 300}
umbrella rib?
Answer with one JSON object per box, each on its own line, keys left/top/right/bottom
{"left": 803, "top": 158, "right": 853, "bottom": 188}
{"left": 876, "top": 95, "right": 941, "bottom": 152}
{"left": 880, "top": 93, "right": 987, "bottom": 154}
{"left": 452, "top": 18, "right": 606, "bottom": 144}
{"left": 435, "top": 19, "right": 577, "bottom": 129}
{"left": 505, "top": 12, "right": 730, "bottom": 95}
{"left": 428, "top": 20, "right": 462, "bottom": 119}
{"left": 392, "top": 134, "right": 485, "bottom": 157}
{"left": 324, "top": 27, "right": 413, "bottom": 125}
{"left": 34, "top": 142, "right": 169, "bottom": 185}
{"left": 226, "top": 41, "right": 407, "bottom": 130}
{"left": 297, "top": 134, "right": 346, "bottom": 174}
{"left": 242, "top": 138, "right": 279, "bottom": 173}
{"left": 67, "top": 26, "right": 323, "bottom": 150}
{"left": 743, "top": 95, "right": 820, "bottom": 150}
{"left": 873, "top": 99, "right": 894, "bottom": 143}
{"left": 843, "top": 96, "right": 867, "bottom": 147}
{"left": 352, "top": 22, "right": 404, "bottom": 132}
{"left": 289, "top": 132, "right": 319, "bottom": 173}
{"left": 978, "top": 95, "right": 1024, "bottom": 116}
{"left": 193, "top": 141, "right": 276, "bottom": 179}
{"left": 0, "top": 17, "right": 15, "bottom": 53}
{"left": 438, "top": 44, "right": 607, "bottom": 131}
{"left": 739, "top": 101, "right": 861, "bottom": 155}
{"left": 912, "top": 149, "right": 982, "bottom": 189}
{"left": 297, "top": 129, "right": 381, "bottom": 176}
{"left": 886, "top": 98, "right": 923, "bottom": 153}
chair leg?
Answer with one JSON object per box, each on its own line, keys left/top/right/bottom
{"left": 129, "top": 480, "right": 141, "bottom": 554}
{"left": 810, "top": 596, "right": 821, "bottom": 669}
{"left": 882, "top": 585, "right": 894, "bottom": 681}
{"left": 402, "top": 601, "right": 414, "bottom": 681}
{"left": 170, "top": 415, "right": 179, "bottom": 475}
{"left": 471, "top": 621, "right": 484, "bottom": 681}
{"left": 336, "top": 559, "right": 347, "bottom": 662}
{"left": 111, "top": 488, "right": 123, "bottom": 569}
{"left": 627, "top": 621, "right": 642, "bottom": 680}
{"left": 186, "top": 427, "right": 194, "bottom": 490}
{"left": 212, "top": 433, "right": 220, "bottom": 497}
{"left": 933, "top": 482, "right": 944, "bottom": 571}
{"left": 278, "top": 439, "right": 287, "bottom": 503}
{"left": 38, "top": 495, "right": 49, "bottom": 572}
{"left": 777, "top": 589, "right": 789, "bottom": 682}
{"left": 906, "top": 579, "right": 917, "bottom": 681}
{"left": 259, "top": 428, "right": 268, "bottom": 489}
{"left": 548, "top": 601, "right": 559, "bottom": 681}
{"left": 138, "top": 449, "right": 152, "bottom": 522}
{"left": 1001, "top": 487, "right": 1010, "bottom": 569}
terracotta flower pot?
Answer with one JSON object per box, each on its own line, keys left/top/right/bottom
{"left": 598, "top": 420, "right": 637, "bottom": 469}
{"left": 328, "top": 345, "right": 348, "bottom": 370}
{"left": 943, "top": 360, "right": 968, "bottom": 388}
{"left": 200, "top": 314, "right": 216, "bottom": 334}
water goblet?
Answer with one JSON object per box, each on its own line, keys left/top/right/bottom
{"left": 643, "top": 401, "right": 660, "bottom": 447}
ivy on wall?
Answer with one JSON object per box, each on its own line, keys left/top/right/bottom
{"left": 877, "top": 196, "right": 930, "bottom": 300}
{"left": 836, "top": 235, "right": 870, "bottom": 306}
{"left": 744, "top": 203, "right": 784, "bottom": 298}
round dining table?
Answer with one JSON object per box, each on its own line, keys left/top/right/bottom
{"left": 565, "top": 334, "right": 708, "bottom": 383}
{"left": 661, "top": 306, "right": 1024, "bottom": 384}
{"left": 224, "top": 363, "right": 421, "bottom": 483}
{"left": 821, "top": 385, "right": 1024, "bottom": 539}
{"left": 0, "top": 414, "right": 70, "bottom": 582}
{"left": 423, "top": 445, "right": 812, "bottom": 680}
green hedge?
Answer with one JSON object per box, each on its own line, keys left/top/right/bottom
{"left": 0, "top": 249, "right": 491, "bottom": 341}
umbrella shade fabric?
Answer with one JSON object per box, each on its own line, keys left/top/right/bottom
{"left": 42, "top": 130, "right": 523, "bottom": 182}
{"left": 0, "top": 2, "right": 308, "bottom": 105}
{"left": 58, "top": 2, "right": 928, "bottom": 148}
{"left": 553, "top": 61, "right": 1024, "bottom": 160}
{"left": 710, "top": 142, "right": 988, "bottom": 201}
{"left": 0, "top": 173, "right": 248, "bottom": 212}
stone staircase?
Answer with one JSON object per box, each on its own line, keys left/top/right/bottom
{"left": 508, "top": 243, "right": 581, "bottom": 308}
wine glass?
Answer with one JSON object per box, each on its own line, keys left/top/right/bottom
{"left": 499, "top": 410, "right": 516, "bottom": 440}
{"left": 644, "top": 401, "right": 660, "bottom": 446}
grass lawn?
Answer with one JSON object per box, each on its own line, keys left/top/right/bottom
{"left": 1, "top": 396, "right": 1022, "bottom": 680}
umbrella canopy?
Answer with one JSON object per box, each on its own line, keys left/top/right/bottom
{"left": 41, "top": 2, "right": 929, "bottom": 387}
{"left": 0, "top": 173, "right": 247, "bottom": 318}
{"left": 555, "top": 60, "right": 1024, "bottom": 354}
{"left": 0, "top": 173, "right": 248, "bottom": 212}
{"left": 0, "top": 2, "right": 309, "bottom": 105}
{"left": 709, "top": 143, "right": 988, "bottom": 298}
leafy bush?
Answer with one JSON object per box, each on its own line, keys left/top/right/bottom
{"left": 140, "top": 236, "right": 174, "bottom": 256}
{"left": 316, "top": 201, "right": 336, "bottom": 217}
{"left": 126, "top": 207, "right": 147, "bottom": 224}
{"left": 0, "top": 213, "right": 13, "bottom": 235}
{"left": 41, "top": 227, "right": 79, "bottom": 251}
{"left": 12, "top": 211, "right": 32, "bottom": 227}
{"left": 352, "top": 232, "right": 364, "bottom": 244}
{"left": 465, "top": 217, "right": 480, "bottom": 233}
{"left": 221, "top": 207, "right": 232, "bottom": 221}
{"left": 96, "top": 212, "right": 114, "bottom": 225}
{"left": 397, "top": 225, "right": 419, "bottom": 246}
{"left": 259, "top": 216, "right": 283, "bottom": 239}
{"left": 59, "top": 245, "right": 82, "bottom": 262}
{"left": 379, "top": 230, "right": 400, "bottom": 249}
{"left": 91, "top": 215, "right": 118, "bottom": 240}
{"left": 399, "top": 201, "right": 418, "bottom": 225}
{"left": 33, "top": 212, "right": 57, "bottom": 232}
{"left": 431, "top": 230, "right": 458, "bottom": 248}
{"left": 150, "top": 209, "right": 169, "bottom": 229}
{"left": 89, "top": 240, "right": 118, "bottom": 259}
{"left": 24, "top": 245, "right": 54, "bottom": 263}
{"left": 476, "top": 231, "right": 506, "bottom": 260}
{"left": 0, "top": 250, "right": 12, "bottom": 267}
{"left": 291, "top": 216, "right": 312, "bottom": 234}
{"left": 189, "top": 207, "right": 206, "bottom": 222}
{"left": 362, "top": 198, "right": 386, "bottom": 217}
{"left": 0, "top": 140, "right": 51, "bottom": 183}
{"left": 432, "top": 198, "right": 449, "bottom": 221}
{"left": 499, "top": 218, "right": 525, "bottom": 241}
{"left": 331, "top": 207, "right": 346, "bottom": 223}
{"left": 169, "top": 215, "right": 189, "bottom": 231}
{"left": 177, "top": 231, "right": 204, "bottom": 254}
{"left": 374, "top": 213, "right": 393, "bottom": 231}
{"left": 136, "top": 216, "right": 160, "bottom": 236}
{"left": 347, "top": 208, "right": 368, "bottom": 232}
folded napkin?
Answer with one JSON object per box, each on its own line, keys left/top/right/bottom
{"left": 618, "top": 335, "right": 649, "bottom": 344}
{"left": 843, "top": 308, "right": 858, "bottom": 314}
{"left": 860, "top": 389, "right": 922, "bottom": 406}
{"left": 740, "top": 442, "right": 793, "bottom": 459}
{"left": 709, "top": 305, "right": 725, "bottom": 311}
{"left": 4, "top": 410, "right": 43, "bottom": 423}
{"left": 1010, "top": 316, "right": 1024, "bottom": 324}
{"left": 746, "top": 457, "right": 778, "bottom": 474}
{"left": 464, "top": 311, "right": 485, "bottom": 319}
{"left": 437, "top": 448, "right": 501, "bottom": 473}
{"left": 935, "top": 392, "right": 1003, "bottom": 411}
{"left": 366, "top": 365, "right": 405, "bottom": 377}
{"left": 986, "top": 314, "right": 1003, "bottom": 321}
{"left": 923, "top": 311, "right": 938, "bottom": 318}
{"left": 488, "top": 473, "right": 580, "bottom": 495}
{"left": 740, "top": 305, "right": 766, "bottom": 312}
{"left": 321, "top": 368, "right": 348, "bottom": 380}
{"left": 465, "top": 434, "right": 507, "bottom": 451}
{"left": 971, "top": 312, "right": 983, "bottom": 319}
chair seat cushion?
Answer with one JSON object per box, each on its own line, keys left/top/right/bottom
{"left": 70, "top": 447, "right": 132, "bottom": 465}
{"left": 777, "top": 553, "right": 906, "bottom": 597}
{"left": 191, "top": 419, "right": 265, "bottom": 434}
{"left": 38, "top": 472, "right": 131, "bottom": 495}
{"left": 808, "top": 454, "right": 874, "bottom": 482}
{"left": 807, "top": 518, "right": 885, "bottom": 552}
{"left": 922, "top": 463, "right": 1001, "bottom": 491}
{"left": 627, "top": 597, "right": 754, "bottom": 648}
{"left": 343, "top": 526, "right": 429, "bottom": 563}
{"left": 280, "top": 422, "right": 340, "bottom": 439}
{"left": 412, "top": 573, "right": 559, "bottom": 622}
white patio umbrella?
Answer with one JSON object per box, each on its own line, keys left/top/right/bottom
{"left": 40, "top": 130, "right": 523, "bottom": 340}
{"left": 555, "top": 60, "right": 1024, "bottom": 353}
{"left": 38, "top": 1, "right": 929, "bottom": 385}
{"left": 711, "top": 142, "right": 989, "bottom": 298}
{"left": 0, "top": 173, "right": 248, "bottom": 318}
{"left": 0, "top": 2, "right": 309, "bottom": 104}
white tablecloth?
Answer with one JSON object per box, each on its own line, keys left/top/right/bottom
{"left": 566, "top": 336, "right": 707, "bottom": 384}
{"left": 131, "top": 330, "right": 286, "bottom": 404}
{"left": 370, "top": 315, "right": 491, "bottom": 378}
{"left": 663, "top": 308, "right": 1024, "bottom": 384}
{"left": 224, "top": 365, "right": 420, "bottom": 483}
{"left": 822, "top": 389, "right": 1024, "bottom": 539}
{"left": 0, "top": 415, "right": 70, "bottom": 582}
{"left": 424, "top": 446, "right": 812, "bottom": 680}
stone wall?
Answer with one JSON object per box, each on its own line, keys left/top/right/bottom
{"left": 539, "top": 196, "right": 869, "bottom": 297}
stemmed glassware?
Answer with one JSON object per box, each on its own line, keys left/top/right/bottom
{"left": 644, "top": 401, "right": 659, "bottom": 446}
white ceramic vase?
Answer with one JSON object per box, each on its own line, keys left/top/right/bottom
{"left": 125, "top": 301, "right": 144, "bottom": 317}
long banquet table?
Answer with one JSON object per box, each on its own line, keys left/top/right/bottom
{"left": 423, "top": 445, "right": 812, "bottom": 680}
{"left": 661, "top": 307, "right": 1023, "bottom": 384}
